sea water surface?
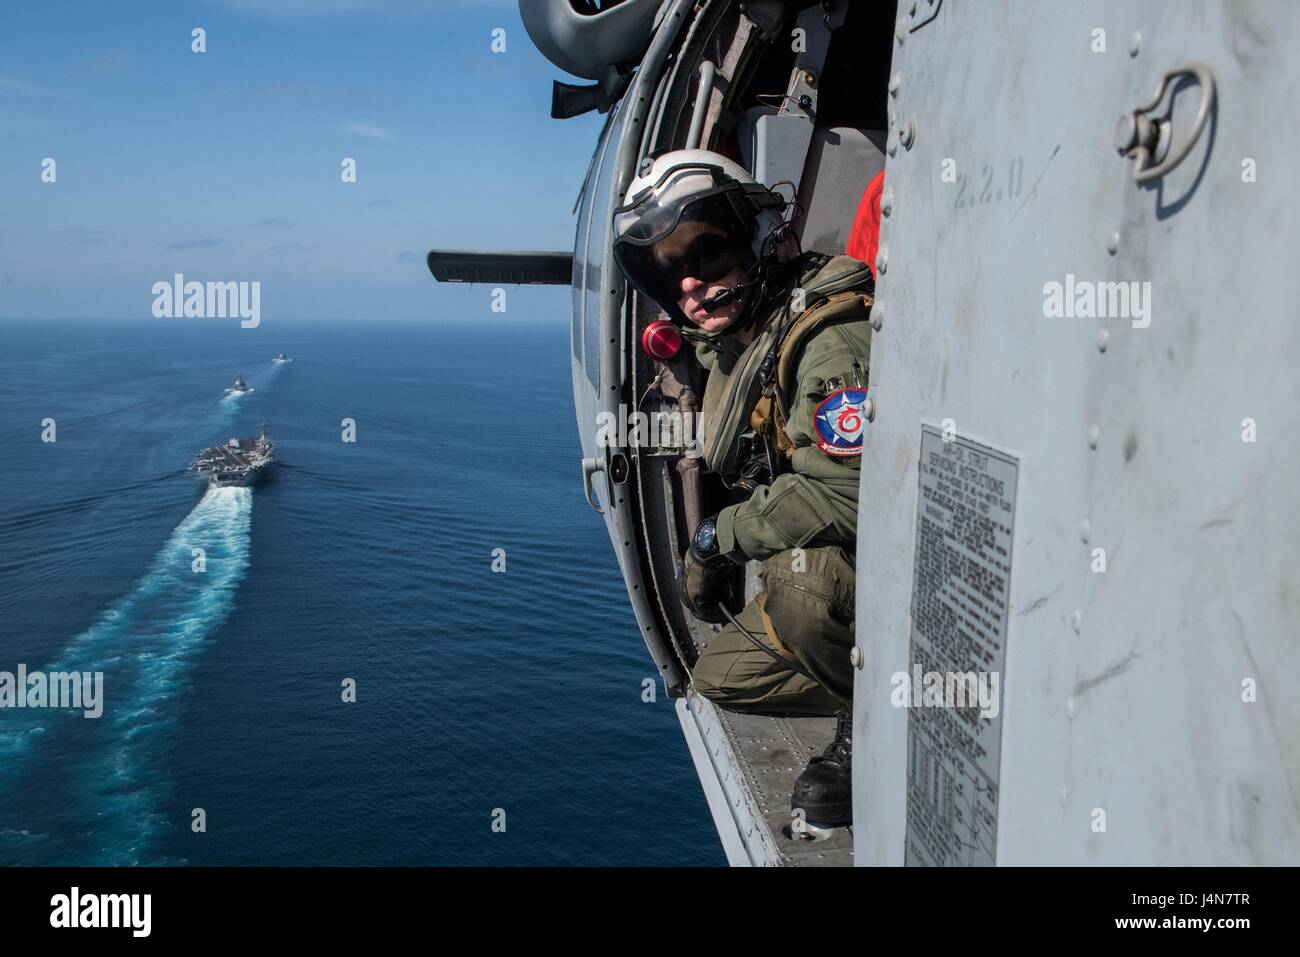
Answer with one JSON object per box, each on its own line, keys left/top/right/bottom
{"left": 0, "top": 318, "right": 722, "bottom": 866}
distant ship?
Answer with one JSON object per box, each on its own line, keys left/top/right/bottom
{"left": 189, "top": 423, "right": 275, "bottom": 487}
{"left": 226, "top": 372, "right": 251, "bottom": 395}
{"left": 273, "top": 353, "right": 291, "bottom": 363}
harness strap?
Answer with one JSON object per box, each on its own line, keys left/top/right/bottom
{"left": 750, "top": 290, "right": 874, "bottom": 460}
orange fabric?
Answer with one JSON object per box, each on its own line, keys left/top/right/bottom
{"left": 845, "top": 169, "right": 885, "bottom": 273}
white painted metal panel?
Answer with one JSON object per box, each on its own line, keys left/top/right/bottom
{"left": 676, "top": 696, "right": 783, "bottom": 866}
{"left": 854, "top": 0, "right": 1300, "bottom": 865}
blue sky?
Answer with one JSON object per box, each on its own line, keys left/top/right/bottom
{"left": 0, "top": 0, "right": 603, "bottom": 320}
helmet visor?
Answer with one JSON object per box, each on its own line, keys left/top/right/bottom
{"left": 613, "top": 188, "right": 758, "bottom": 314}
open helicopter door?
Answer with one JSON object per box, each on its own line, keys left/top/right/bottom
{"left": 856, "top": 0, "right": 1300, "bottom": 865}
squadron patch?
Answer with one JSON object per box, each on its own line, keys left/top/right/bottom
{"left": 813, "top": 388, "right": 867, "bottom": 457}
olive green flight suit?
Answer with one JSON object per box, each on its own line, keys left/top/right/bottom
{"left": 689, "top": 252, "right": 872, "bottom": 717}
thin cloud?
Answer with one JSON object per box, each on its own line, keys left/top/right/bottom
{"left": 343, "top": 122, "right": 393, "bottom": 141}
{"left": 0, "top": 115, "right": 42, "bottom": 132}
{"left": 212, "top": 0, "right": 448, "bottom": 18}
{"left": 53, "top": 228, "right": 108, "bottom": 240}
{"left": 254, "top": 81, "right": 371, "bottom": 114}
{"left": 217, "top": 0, "right": 376, "bottom": 15}
{"left": 0, "top": 75, "right": 46, "bottom": 96}
{"left": 270, "top": 244, "right": 316, "bottom": 253}
{"left": 77, "top": 51, "right": 131, "bottom": 74}
{"left": 255, "top": 217, "right": 301, "bottom": 228}
{"left": 165, "top": 238, "right": 224, "bottom": 250}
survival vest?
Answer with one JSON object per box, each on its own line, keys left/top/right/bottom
{"left": 699, "top": 254, "right": 873, "bottom": 479}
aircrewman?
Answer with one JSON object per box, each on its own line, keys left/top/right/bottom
{"left": 613, "top": 149, "right": 872, "bottom": 827}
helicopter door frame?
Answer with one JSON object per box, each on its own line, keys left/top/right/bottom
{"left": 571, "top": 0, "right": 699, "bottom": 695}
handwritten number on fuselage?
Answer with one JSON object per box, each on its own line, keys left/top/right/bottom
{"left": 952, "top": 156, "right": 1025, "bottom": 210}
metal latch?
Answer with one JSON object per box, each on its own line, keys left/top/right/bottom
{"left": 581, "top": 456, "right": 606, "bottom": 514}
{"left": 581, "top": 451, "right": 629, "bottom": 515}
{"left": 1115, "top": 63, "right": 1216, "bottom": 182}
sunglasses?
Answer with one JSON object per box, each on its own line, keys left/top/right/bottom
{"left": 654, "top": 232, "right": 749, "bottom": 292}
{"left": 613, "top": 187, "right": 763, "bottom": 314}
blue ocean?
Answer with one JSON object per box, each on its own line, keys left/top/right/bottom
{"left": 0, "top": 318, "right": 722, "bottom": 866}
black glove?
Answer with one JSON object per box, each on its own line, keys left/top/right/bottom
{"left": 678, "top": 515, "right": 741, "bottom": 624}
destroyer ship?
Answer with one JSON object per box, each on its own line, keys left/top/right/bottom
{"left": 227, "top": 372, "right": 250, "bottom": 395}
{"left": 189, "top": 423, "right": 275, "bottom": 487}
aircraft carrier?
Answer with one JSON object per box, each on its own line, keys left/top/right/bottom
{"left": 189, "top": 424, "right": 275, "bottom": 487}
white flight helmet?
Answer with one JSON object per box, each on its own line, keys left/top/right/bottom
{"left": 612, "top": 148, "right": 789, "bottom": 328}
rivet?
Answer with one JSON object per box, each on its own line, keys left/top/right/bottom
{"left": 899, "top": 120, "right": 915, "bottom": 149}
{"left": 1071, "top": 608, "right": 1083, "bottom": 632}
{"left": 881, "top": 187, "right": 894, "bottom": 217}
{"left": 869, "top": 300, "right": 884, "bottom": 331}
{"left": 875, "top": 245, "right": 888, "bottom": 275}
{"left": 1106, "top": 229, "right": 1120, "bottom": 255}
{"left": 1066, "top": 695, "right": 1077, "bottom": 719}
{"left": 1080, "top": 519, "right": 1091, "bottom": 544}
{"left": 888, "top": 72, "right": 903, "bottom": 96}
{"left": 895, "top": 15, "right": 909, "bottom": 43}
{"left": 1087, "top": 424, "right": 1100, "bottom": 449}
{"left": 1129, "top": 31, "right": 1142, "bottom": 57}
{"left": 850, "top": 646, "right": 863, "bottom": 669}
{"left": 863, "top": 395, "right": 877, "bottom": 423}
{"left": 1096, "top": 328, "right": 1110, "bottom": 353}
{"left": 886, "top": 128, "right": 900, "bottom": 156}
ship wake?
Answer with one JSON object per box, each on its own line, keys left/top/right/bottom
{"left": 0, "top": 486, "right": 253, "bottom": 865}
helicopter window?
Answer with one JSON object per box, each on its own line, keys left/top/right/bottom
{"left": 571, "top": 110, "right": 617, "bottom": 366}
{"left": 572, "top": 173, "right": 595, "bottom": 365}
{"left": 582, "top": 99, "right": 628, "bottom": 387}
{"left": 572, "top": 106, "right": 618, "bottom": 376}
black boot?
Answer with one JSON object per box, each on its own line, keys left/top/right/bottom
{"left": 791, "top": 710, "right": 853, "bottom": 827}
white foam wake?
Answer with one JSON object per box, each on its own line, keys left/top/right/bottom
{"left": 0, "top": 486, "right": 253, "bottom": 864}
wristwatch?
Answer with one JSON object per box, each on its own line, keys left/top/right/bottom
{"left": 690, "top": 515, "right": 729, "bottom": 568}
